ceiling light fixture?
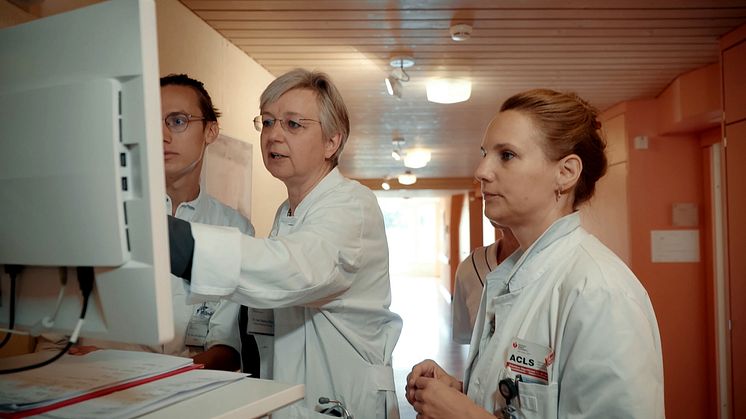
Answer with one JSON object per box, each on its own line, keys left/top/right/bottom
{"left": 397, "top": 171, "right": 417, "bottom": 186}
{"left": 381, "top": 180, "right": 391, "bottom": 190}
{"left": 385, "top": 76, "right": 402, "bottom": 99}
{"left": 391, "top": 137, "right": 405, "bottom": 161}
{"left": 403, "top": 149, "right": 431, "bottom": 169}
{"left": 384, "top": 55, "right": 414, "bottom": 99}
{"left": 426, "top": 78, "right": 472, "bottom": 104}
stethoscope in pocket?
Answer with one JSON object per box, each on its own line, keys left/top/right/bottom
{"left": 318, "top": 397, "right": 353, "bottom": 418}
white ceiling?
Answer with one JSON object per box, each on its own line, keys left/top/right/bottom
{"left": 181, "top": 0, "right": 746, "bottom": 186}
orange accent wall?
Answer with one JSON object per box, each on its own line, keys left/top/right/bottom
{"left": 449, "top": 193, "right": 465, "bottom": 293}
{"left": 721, "top": 23, "right": 746, "bottom": 418}
{"left": 468, "top": 190, "right": 483, "bottom": 251}
{"left": 595, "top": 62, "right": 722, "bottom": 417}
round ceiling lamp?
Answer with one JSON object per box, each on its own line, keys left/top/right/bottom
{"left": 398, "top": 171, "right": 417, "bottom": 186}
{"left": 426, "top": 78, "right": 472, "bottom": 104}
{"left": 403, "top": 149, "right": 431, "bottom": 169}
{"left": 389, "top": 55, "right": 415, "bottom": 69}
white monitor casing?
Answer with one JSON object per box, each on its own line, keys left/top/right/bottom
{"left": 0, "top": 0, "right": 174, "bottom": 345}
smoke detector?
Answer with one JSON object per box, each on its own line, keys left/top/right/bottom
{"left": 450, "top": 24, "right": 473, "bottom": 41}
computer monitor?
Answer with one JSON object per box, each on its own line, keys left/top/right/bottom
{"left": 0, "top": 0, "right": 174, "bottom": 345}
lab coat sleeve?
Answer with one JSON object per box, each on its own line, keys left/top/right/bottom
{"left": 190, "top": 189, "right": 373, "bottom": 309}
{"left": 205, "top": 300, "right": 241, "bottom": 352}
{"left": 557, "top": 286, "right": 665, "bottom": 418}
{"left": 190, "top": 224, "right": 243, "bottom": 297}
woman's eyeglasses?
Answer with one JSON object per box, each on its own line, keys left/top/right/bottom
{"left": 253, "top": 115, "right": 320, "bottom": 135}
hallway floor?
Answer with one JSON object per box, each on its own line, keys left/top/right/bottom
{"left": 390, "top": 276, "right": 469, "bottom": 419}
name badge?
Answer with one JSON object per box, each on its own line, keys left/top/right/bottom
{"left": 245, "top": 308, "right": 274, "bottom": 336}
{"left": 505, "top": 337, "right": 554, "bottom": 385}
{"left": 185, "top": 303, "right": 214, "bottom": 347}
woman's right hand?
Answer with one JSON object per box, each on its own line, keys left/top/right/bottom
{"left": 405, "top": 359, "right": 462, "bottom": 406}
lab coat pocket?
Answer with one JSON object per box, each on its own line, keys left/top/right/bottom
{"left": 515, "top": 381, "right": 558, "bottom": 419}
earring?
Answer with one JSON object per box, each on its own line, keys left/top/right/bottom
{"left": 555, "top": 188, "right": 562, "bottom": 202}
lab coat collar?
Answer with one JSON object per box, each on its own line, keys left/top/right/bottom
{"left": 504, "top": 212, "right": 582, "bottom": 292}
{"left": 280, "top": 168, "right": 343, "bottom": 222}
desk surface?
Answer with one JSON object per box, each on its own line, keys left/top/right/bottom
{"left": 141, "top": 377, "right": 304, "bottom": 419}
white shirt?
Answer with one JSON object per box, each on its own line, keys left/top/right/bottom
{"left": 38, "top": 190, "right": 253, "bottom": 358}
{"left": 464, "top": 213, "right": 664, "bottom": 418}
{"left": 189, "top": 168, "right": 402, "bottom": 419}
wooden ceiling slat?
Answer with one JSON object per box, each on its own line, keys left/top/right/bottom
{"left": 261, "top": 61, "right": 706, "bottom": 70}
{"left": 230, "top": 36, "right": 721, "bottom": 46}
{"left": 184, "top": 0, "right": 746, "bottom": 11}
{"left": 195, "top": 9, "right": 746, "bottom": 21}
{"left": 241, "top": 43, "right": 717, "bottom": 53}
{"left": 247, "top": 49, "right": 716, "bottom": 59}
{"left": 207, "top": 18, "right": 745, "bottom": 31}
{"left": 215, "top": 27, "right": 728, "bottom": 38}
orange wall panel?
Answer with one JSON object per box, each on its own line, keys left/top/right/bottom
{"left": 627, "top": 127, "right": 708, "bottom": 418}
{"left": 723, "top": 42, "right": 746, "bottom": 124}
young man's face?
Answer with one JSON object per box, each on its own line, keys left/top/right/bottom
{"left": 161, "top": 84, "right": 217, "bottom": 181}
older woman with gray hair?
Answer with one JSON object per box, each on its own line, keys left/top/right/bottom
{"left": 169, "top": 69, "right": 402, "bottom": 418}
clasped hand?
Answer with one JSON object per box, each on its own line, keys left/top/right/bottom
{"left": 405, "top": 359, "right": 479, "bottom": 419}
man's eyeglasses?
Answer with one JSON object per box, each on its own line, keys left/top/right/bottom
{"left": 164, "top": 112, "right": 206, "bottom": 133}
{"left": 253, "top": 115, "right": 320, "bottom": 135}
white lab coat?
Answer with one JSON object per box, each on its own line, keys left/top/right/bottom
{"left": 464, "top": 213, "right": 664, "bottom": 418}
{"left": 189, "top": 168, "right": 402, "bottom": 419}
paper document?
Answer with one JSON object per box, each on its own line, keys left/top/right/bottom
{"left": 37, "top": 369, "right": 247, "bottom": 419}
{"left": 0, "top": 349, "right": 195, "bottom": 416}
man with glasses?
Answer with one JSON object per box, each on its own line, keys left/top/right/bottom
{"left": 38, "top": 74, "right": 253, "bottom": 372}
{"left": 159, "top": 74, "right": 254, "bottom": 371}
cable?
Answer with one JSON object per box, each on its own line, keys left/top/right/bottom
{"left": 0, "top": 267, "right": 95, "bottom": 375}
{"left": 398, "top": 61, "right": 410, "bottom": 82}
{"left": 0, "top": 265, "right": 23, "bottom": 349}
{"left": 41, "top": 268, "right": 69, "bottom": 329}
{"left": 0, "top": 267, "right": 70, "bottom": 337}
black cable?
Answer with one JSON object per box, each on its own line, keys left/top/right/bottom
{"left": 0, "top": 267, "right": 94, "bottom": 375}
{"left": 398, "top": 61, "right": 410, "bottom": 82}
{"left": 0, "top": 265, "right": 23, "bottom": 350}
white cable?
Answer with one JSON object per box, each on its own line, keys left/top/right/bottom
{"left": 41, "top": 278, "right": 68, "bottom": 328}
{"left": 69, "top": 318, "right": 85, "bottom": 344}
{"left": 0, "top": 327, "right": 29, "bottom": 335}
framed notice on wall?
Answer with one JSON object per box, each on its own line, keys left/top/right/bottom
{"left": 201, "top": 134, "right": 252, "bottom": 220}
{"left": 650, "top": 229, "right": 700, "bottom": 263}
